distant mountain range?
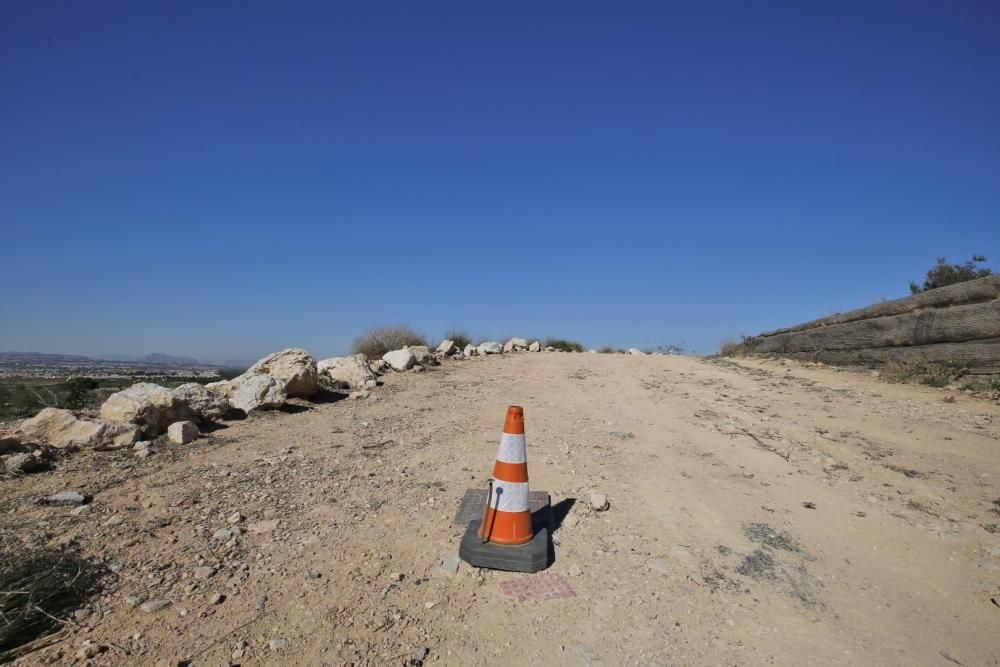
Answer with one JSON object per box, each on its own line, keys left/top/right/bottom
{"left": 0, "top": 351, "right": 253, "bottom": 369}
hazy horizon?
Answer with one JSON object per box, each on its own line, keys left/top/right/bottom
{"left": 3, "top": 2, "right": 997, "bottom": 359}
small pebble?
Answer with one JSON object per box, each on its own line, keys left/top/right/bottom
{"left": 588, "top": 492, "right": 610, "bottom": 511}
{"left": 139, "top": 599, "right": 171, "bottom": 613}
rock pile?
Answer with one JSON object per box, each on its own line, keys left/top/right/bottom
{"left": 100, "top": 382, "right": 230, "bottom": 436}
{"left": 3, "top": 336, "right": 654, "bottom": 476}
{"left": 206, "top": 348, "right": 321, "bottom": 412}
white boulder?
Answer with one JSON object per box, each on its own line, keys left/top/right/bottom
{"left": 528, "top": 341, "right": 541, "bottom": 352}
{"left": 626, "top": 348, "right": 646, "bottom": 356}
{"left": 503, "top": 338, "right": 529, "bottom": 353}
{"left": 382, "top": 349, "right": 416, "bottom": 371}
{"left": 407, "top": 345, "right": 435, "bottom": 366}
{"left": 463, "top": 344, "right": 477, "bottom": 357}
{"left": 18, "top": 408, "right": 139, "bottom": 450}
{"left": 204, "top": 380, "right": 231, "bottom": 395}
{"left": 477, "top": 341, "right": 502, "bottom": 355}
{"left": 436, "top": 340, "right": 457, "bottom": 355}
{"left": 101, "top": 382, "right": 233, "bottom": 436}
{"left": 244, "top": 348, "right": 319, "bottom": 398}
{"left": 317, "top": 354, "right": 378, "bottom": 391}
{"left": 100, "top": 383, "right": 180, "bottom": 435}
{"left": 229, "top": 374, "right": 288, "bottom": 412}
{"left": 171, "top": 383, "right": 232, "bottom": 420}
{"left": 167, "top": 420, "right": 199, "bottom": 444}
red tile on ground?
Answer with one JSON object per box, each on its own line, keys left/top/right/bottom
{"left": 498, "top": 573, "right": 576, "bottom": 602}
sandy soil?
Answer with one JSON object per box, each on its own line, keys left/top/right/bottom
{"left": 4, "top": 353, "right": 1000, "bottom": 666}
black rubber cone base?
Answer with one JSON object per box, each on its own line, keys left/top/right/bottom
{"left": 459, "top": 520, "right": 550, "bottom": 573}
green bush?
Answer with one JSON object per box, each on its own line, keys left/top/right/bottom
{"left": 444, "top": 329, "right": 472, "bottom": 349}
{"left": 64, "top": 377, "right": 98, "bottom": 410}
{"left": 909, "top": 255, "right": 992, "bottom": 294}
{"left": 961, "top": 375, "right": 1000, "bottom": 399}
{"left": 352, "top": 325, "right": 428, "bottom": 358}
{"left": 543, "top": 338, "right": 584, "bottom": 353}
{"left": 597, "top": 346, "right": 618, "bottom": 354}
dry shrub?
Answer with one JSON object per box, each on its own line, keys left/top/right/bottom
{"left": 0, "top": 535, "right": 107, "bottom": 660}
{"left": 543, "top": 338, "right": 584, "bottom": 353}
{"left": 444, "top": 329, "right": 472, "bottom": 349}
{"left": 719, "top": 335, "right": 758, "bottom": 357}
{"left": 351, "top": 326, "right": 428, "bottom": 358}
{"left": 881, "top": 360, "right": 967, "bottom": 387}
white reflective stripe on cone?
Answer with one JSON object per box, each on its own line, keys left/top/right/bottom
{"left": 489, "top": 480, "right": 530, "bottom": 512}
{"left": 496, "top": 433, "right": 527, "bottom": 464}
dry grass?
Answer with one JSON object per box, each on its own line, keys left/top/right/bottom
{"left": 544, "top": 338, "right": 585, "bottom": 353}
{"left": 719, "top": 335, "right": 758, "bottom": 357}
{"left": 0, "top": 535, "right": 107, "bottom": 661}
{"left": 444, "top": 330, "right": 472, "bottom": 350}
{"left": 351, "top": 326, "right": 428, "bottom": 359}
{"left": 881, "top": 360, "right": 968, "bottom": 388}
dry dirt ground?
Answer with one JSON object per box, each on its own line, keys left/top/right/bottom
{"left": 4, "top": 353, "right": 1000, "bottom": 666}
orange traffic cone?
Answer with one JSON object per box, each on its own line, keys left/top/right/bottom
{"left": 478, "top": 406, "right": 533, "bottom": 545}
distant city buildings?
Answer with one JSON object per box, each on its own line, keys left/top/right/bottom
{"left": 0, "top": 354, "right": 222, "bottom": 380}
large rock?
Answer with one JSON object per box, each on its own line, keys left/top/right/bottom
{"left": 407, "top": 346, "right": 435, "bottom": 366}
{"left": 171, "top": 383, "right": 232, "bottom": 420}
{"left": 245, "top": 349, "right": 319, "bottom": 398}
{"left": 317, "top": 354, "right": 378, "bottom": 391}
{"left": 229, "top": 374, "right": 288, "bottom": 412}
{"left": 19, "top": 407, "right": 139, "bottom": 450}
{"left": 528, "top": 341, "right": 541, "bottom": 352}
{"left": 463, "top": 344, "right": 477, "bottom": 357}
{"left": 626, "top": 348, "right": 646, "bottom": 356}
{"left": 101, "top": 383, "right": 185, "bottom": 435}
{"left": 477, "top": 341, "right": 502, "bottom": 355}
{"left": 167, "top": 421, "right": 199, "bottom": 444}
{"left": 436, "top": 340, "right": 457, "bottom": 356}
{"left": 503, "top": 338, "right": 529, "bottom": 353}
{"left": 383, "top": 349, "right": 416, "bottom": 372}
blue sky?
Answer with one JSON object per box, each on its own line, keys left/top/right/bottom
{"left": 2, "top": 1, "right": 998, "bottom": 359}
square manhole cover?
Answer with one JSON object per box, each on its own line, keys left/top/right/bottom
{"left": 454, "top": 488, "right": 550, "bottom": 525}
{"left": 498, "top": 573, "right": 576, "bottom": 602}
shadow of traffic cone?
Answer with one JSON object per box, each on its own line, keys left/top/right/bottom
{"left": 459, "top": 405, "right": 551, "bottom": 572}
{"left": 479, "top": 406, "right": 533, "bottom": 545}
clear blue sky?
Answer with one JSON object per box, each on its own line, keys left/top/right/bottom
{"left": 2, "top": 1, "right": 998, "bottom": 359}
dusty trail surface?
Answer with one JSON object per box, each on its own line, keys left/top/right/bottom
{"left": 5, "top": 354, "right": 1000, "bottom": 666}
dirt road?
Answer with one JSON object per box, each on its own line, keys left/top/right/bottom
{"left": 6, "top": 353, "right": 1000, "bottom": 665}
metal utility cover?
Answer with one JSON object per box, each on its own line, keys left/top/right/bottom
{"left": 454, "top": 488, "right": 551, "bottom": 525}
